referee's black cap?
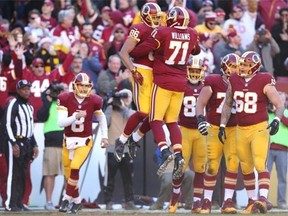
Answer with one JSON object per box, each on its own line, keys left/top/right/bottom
{"left": 16, "top": 80, "right": 32, "bottom": 89}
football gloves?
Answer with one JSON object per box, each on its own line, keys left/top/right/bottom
{"left": 267, "top": 117, "right": 280, "bottom": 135}
{"left": 131, "top": 67, "right": 143, "bottom": 85}
{"left": 218, "top": 126, "right": 226, "bottom": 144}
{"left": 197, "top": 115, "right": 210, "bottom": 136}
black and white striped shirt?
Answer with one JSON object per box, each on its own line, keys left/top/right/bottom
{"left": 5, "top": 96, "right": 34, "bottom": 144}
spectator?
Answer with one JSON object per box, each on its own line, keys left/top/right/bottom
{"left": 258, "top": 0, "right": 287, "bottom": 31}
{"left": 222, "top": 4, "right": 246, "bottom": 50}
{"left": 79, "top": 41, "right": 102, "bottom": 89}
{"left": 213, "top": 26, "right": 244, "bottom": 74}
{"left": 37, "top": 82, "right": 67, "bottom": 211}
{"left": 51, "top": 7, "right": 80, "bottom": 62}
{"left": 36, "top": 36, "right": 61, "bottom": 74}
{"left": 116, "top": 0, "right": 136, "bottom": 28}
{"left": 195, "top": 12, "right": 223, "bottom": 43}
{"left": 103, "top": 88, "right": 139, "bottom": 210}
{"left": 24, "top": 9, "right": 50, "bottom": 43}
{"left": 80, "top": 22, "right": 106, "bottom": 68}
{"left": 92, "top": 6, "right": 113, "bottom": 42}
{"left": 96, "top": 54, "right": 130, "bottom": 103}
{"left": 0, "top": 19, "right": 10, "bottom": 48}
{"left": 0, "top": 40, "right": 23, "bottom": 116}
{"left": 215, "top": 7, "right": 226, "bottom": 27}
{"left": 246, "top": 25, "right": 280, "bottom": 75}
{"left": 271, "top": 7, "right": 288, "bottom": 77}
{"left": 74, "top": 0, "right": 98, "bottom": 27}
{"left": 197, "top": 0, "right": 214, "bottom": 25}
{"left": 40, "top": 0, "right": 57, "bottom": 31}
{"left": 101, "top": 9, "right": 128, "bottom": 45}
{"left": 103, "top": 23, "right": 127, "bottom": 59}
{"left": 196, "top": 33, "right": 215, "bottom": 76}
{"left": 3, "top": 80, "right": 39, "bottom": 212}
{"left": 1, "top": 32, "right": 27, "bottom": 96}
{"left": 240, "top": 0, "right": 264, "bottom": 50}
{"left": 267, "top": 92, "right": 288, "bottom": 210}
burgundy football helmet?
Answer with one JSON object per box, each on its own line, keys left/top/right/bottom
{"left": 72, "top": 73, "right": 93, "bottom": 98}
{"left": 238, "top": 51, "right": 262, "bottom": 77}
{"left": 187, "top": 56, "right": 204, "bottom": 84}
{"left": 166, "top": 6, "right": 190, "bottom": 29}
{"left": 220, "top": 53, "right": 240, "bottom": 77}
{"left": 140, "top": 2, "right": 162, "bottom": 28}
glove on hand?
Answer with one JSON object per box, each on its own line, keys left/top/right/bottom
{"left": 218, "top": 126, "right": 226, "bottom": 144}
{"left": 197, "top": 115, "right": 210, "bottom": 136}
{"left": 131, "top": 67, "right": 143, "bottom": 85}
{"left": 267, "top": 117, "right": 280, "bottom": 135}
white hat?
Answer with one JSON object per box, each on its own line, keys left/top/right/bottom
{"left": 118, "top": 88, "right": 132, "bottom": 99}
{"left": 38, "top": 37, "right": 52, "bottom": 47}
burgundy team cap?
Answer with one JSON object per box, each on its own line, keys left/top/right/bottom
{"left": 101, "top": 6, "right": 111, "bottom": 13}
{"left": 227, "top": 25, "right": 238, "bottom": 38}
{"left": 199, "top": 33, "right": 211, "bottom": 42}
{"left": 44, "top": 0, "right": 54, "bottom": 7}
{"left": 32, "top": 58, "right": 44, "bottom": 67}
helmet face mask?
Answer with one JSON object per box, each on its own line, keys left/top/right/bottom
{"left": 73, "top": 73, "right": 93, "bottom": 98}
{"left": 238, "top": 51, "right": 262, "bottom": 78}
{"left": 166, "top": 6, "right": 190, "bottom": 29}
{"left": 187, "top": 56, "right": 204, "bottom": 84}
{"left": 220, "top": 53, "right": 240, "bottom": 77}
{"left": 141, "top": 3, "right": 162, "bottom": 28}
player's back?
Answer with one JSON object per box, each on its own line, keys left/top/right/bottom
{"left": 152, "top": 26, "right": 199, "bottom": 92}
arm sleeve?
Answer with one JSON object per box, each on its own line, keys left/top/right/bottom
{"left": 11, "top": 51, "right": 23, "bottom": 79}
{"left": 57, "top": 109, "right": 77, "bottom": 128}
{"left": 104, "top": 105, "right": 112, "bottom": 127}
{"left": 95, "top": 110, "right": 108, "bottom": 139}
{"left": 61, "top": 53, "right": 75, "bottom": 75}
{"left": 88, "top": 54, "right": 102, "bottom": 73}
{"left": 281, "top": 115, "right": 288, "bottom": 127}
{"left": 37, "top": 94, "right": 52, "bottom": 122}
{"left": 6, "top": 100, "right": 17, "bottom": 145}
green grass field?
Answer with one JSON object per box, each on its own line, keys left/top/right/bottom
{"left": 1, "top": 208, "right": 288, "bottom": 216}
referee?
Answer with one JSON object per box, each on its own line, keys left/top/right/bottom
{"left": 3, "top": 79, "right": 39, "bottom": 212}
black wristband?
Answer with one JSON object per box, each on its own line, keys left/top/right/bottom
{"left": 197, "top": 115, "right": 206, "bottom": 123}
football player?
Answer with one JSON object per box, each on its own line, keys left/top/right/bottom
{"left": 56, "top": 73, "right": 108, "bottom": 214}
{"left": 115, "top": 2, "right": 162, "bottom": 162}
{"left": 219, "top": 51, "right": 285, "bottom": 214}
{"left": 196, "top": 53, "right": 240, "bottom": 214}
{"left": 128, "top": 6, "right": 200, "bottom": 213}
{"left": 178, "top": 56, "right": 206, "bottom": 213}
